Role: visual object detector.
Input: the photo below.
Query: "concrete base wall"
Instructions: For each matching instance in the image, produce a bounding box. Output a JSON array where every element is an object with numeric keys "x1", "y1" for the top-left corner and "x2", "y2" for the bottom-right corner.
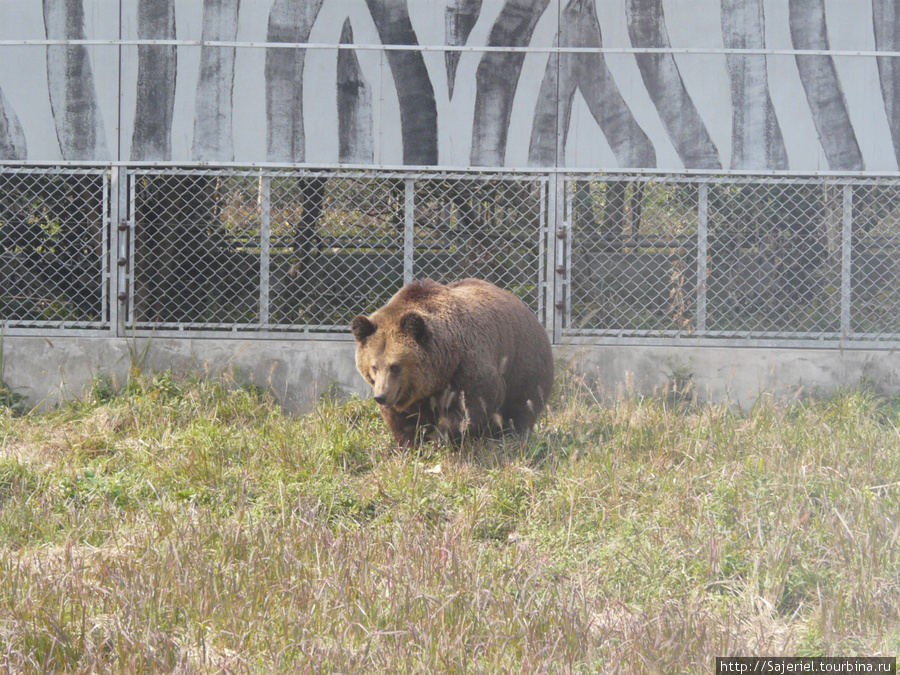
[
  {"x1": 2, "y1": 336, "x2": 364, "y2": 413},
  {"x1": 562, "y1": 344, "x2": 899, "y2": 407},
  {"x1": 3, "y1": 335, "x2": 899, "y2": 413}
]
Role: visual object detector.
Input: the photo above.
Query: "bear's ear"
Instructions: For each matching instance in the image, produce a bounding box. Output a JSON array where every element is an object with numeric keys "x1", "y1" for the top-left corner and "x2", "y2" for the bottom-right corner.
[
  {"x1": 351, "y1": 315, "x2": 376, "y2": 342},
  {"x1": 400, "y1": 312, "x2": 428, "y2": 345}
]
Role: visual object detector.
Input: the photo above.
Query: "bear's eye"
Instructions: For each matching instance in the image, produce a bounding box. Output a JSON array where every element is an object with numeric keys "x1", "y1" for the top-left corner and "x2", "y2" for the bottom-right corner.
[{"x1": 389, "y1": 364, "x2": 400, "y2": 375}]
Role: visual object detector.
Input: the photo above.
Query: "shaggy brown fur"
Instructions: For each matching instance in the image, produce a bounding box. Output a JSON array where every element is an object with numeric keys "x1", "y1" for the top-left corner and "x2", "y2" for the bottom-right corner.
[{"x1": 351, "y1": 278, "x2": 554, "y2": 447}]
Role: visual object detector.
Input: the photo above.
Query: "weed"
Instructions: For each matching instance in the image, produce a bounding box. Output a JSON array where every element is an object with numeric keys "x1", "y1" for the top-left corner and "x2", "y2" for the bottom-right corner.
[
  {"x1": 663, "y1": 355, "x2": 696, "y2": 407},
  {"x1": 0, "y1": 379, "x2": 26, "y2": 416},
  {"x1": 0, "y1": 332, "x2": 28, "y2": 416}
]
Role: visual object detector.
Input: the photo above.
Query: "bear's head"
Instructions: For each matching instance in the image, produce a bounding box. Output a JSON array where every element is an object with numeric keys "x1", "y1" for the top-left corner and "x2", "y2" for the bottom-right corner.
[{"x1": 351, "y1": 311, "x2": 431, "y2": 411}]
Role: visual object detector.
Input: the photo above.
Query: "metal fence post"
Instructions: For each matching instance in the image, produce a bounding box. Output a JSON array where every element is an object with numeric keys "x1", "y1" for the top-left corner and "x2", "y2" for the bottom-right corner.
[
  {"x1": 259, "y1": 173, "x2": 271, "y2": 328},
  {"x1": 104, "y1": 169, "x2": 113, "y2": 333},
  {"x1": 545, "y1": 173, "x2": 557, "y2": 341},
  {"x1": 550, "y1": 173, "x2": 566, "y2": 343},
  {"x1": 696, "y1": 181, "x2": 709, "y2": 334},
  {"x1": 538, "y1": 177, "x2": 546, "y2": 328},
  {"x1": 404, "y1": 178, "x2": 414, "y2": 284},
  {"x1": 109, "y1": 166, "x2": 130, "y2": 336},
  {"x1": 841, "y1": 184, "x2": 853, "y2": 343}
]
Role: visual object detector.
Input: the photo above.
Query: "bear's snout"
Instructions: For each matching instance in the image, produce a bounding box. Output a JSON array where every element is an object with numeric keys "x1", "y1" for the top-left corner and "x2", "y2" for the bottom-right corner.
[{"x1": 372, "y1": 378, "x2": 402, "y2": 408}]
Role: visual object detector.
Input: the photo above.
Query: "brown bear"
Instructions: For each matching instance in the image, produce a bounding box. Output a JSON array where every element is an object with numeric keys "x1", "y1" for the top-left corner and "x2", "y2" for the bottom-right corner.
[{"x1": 351, "y1": 278, "x2": 554, "y2": 447}]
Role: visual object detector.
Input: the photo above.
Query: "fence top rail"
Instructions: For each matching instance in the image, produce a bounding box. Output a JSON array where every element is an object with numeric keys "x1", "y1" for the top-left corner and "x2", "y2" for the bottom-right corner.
[
  {"x1": 125, "y1": 168, "x2": 550, "y2": 183},
  {"x1": 2, "y1": 322, "x2": 109, "y2": 330},
  {"x1": 564, "y1": 174, "x2": 900, "y2": 186},
  {"x1": 560, "y1": 335, "x2": 900, "y2": 350},
  {"x1": 0, "y1": 165, "x2": 110, "y2": 176},
  {"x1": 5, "y1": 162, "x2": 900, "y2": 181},
  {"x1": 6, "y1": 39, "x2": 900, "y2": 59}
]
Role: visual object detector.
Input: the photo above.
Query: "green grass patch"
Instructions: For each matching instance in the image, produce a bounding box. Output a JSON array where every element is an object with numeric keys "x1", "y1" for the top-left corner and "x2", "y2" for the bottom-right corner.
[{"x1": 0, "y1": 369, "x2": 898, "y2": 672}]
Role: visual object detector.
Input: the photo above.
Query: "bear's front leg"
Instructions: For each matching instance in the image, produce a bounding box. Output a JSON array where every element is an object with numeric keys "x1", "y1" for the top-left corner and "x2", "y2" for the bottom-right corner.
[{"x1": 379, "y1": 403, "x2": 435, "y2": 448}]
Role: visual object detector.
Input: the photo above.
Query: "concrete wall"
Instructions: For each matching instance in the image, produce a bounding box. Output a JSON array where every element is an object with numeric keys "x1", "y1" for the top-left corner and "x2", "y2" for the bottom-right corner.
[
  {"x1": 2, "y1": 336, "x2": 364, "y2": 413},
  {"x1": 563, "y1": 344, "x2": 900, "y2": 407},
  {"x1": 3, "y1": 335, "x2": 899, "y2": 413}
]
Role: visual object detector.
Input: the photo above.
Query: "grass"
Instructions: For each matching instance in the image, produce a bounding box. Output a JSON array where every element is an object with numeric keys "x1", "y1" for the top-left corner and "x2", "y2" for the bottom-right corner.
[{"x1": 0, "y1": 368, "x2": 898, "y2": 673}]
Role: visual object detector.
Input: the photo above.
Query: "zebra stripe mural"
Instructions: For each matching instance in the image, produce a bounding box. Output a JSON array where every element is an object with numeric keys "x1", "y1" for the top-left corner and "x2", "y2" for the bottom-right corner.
[{"x1": 0, "y1": 0, "x2": 897, "y2": 172}]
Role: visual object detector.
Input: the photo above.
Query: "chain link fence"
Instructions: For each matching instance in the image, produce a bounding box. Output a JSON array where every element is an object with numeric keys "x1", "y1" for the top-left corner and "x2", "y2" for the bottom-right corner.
[
  {"x1": 2, "y1": 166, "x2": 900, "y2": 346},
  {"x1": 124, "y1": 170, "x2": 547, "y2": 334},
  {"x1": 0, "y1": 168, "x2": 109, "y2": 330},
  {"x1": 562, "y1": 175, "x2": 900, "y2": 343}
]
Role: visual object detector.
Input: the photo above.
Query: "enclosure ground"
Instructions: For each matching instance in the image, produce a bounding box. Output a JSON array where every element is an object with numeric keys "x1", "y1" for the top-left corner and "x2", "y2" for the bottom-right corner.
[{"x1": 0, "y1": 370, "x2": 898, "y2": 672}]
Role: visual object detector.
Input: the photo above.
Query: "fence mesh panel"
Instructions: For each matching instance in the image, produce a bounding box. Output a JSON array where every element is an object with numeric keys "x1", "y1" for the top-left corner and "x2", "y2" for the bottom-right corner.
[
  {"x1": 130, "y1": 171, "x2": 260, "y2": 329},
  {"x1": 412, "y1": 175, "x2": 547, "y2": 313},
  {"x1": 0, "y1": 168, "x2": 108, "y2": 329},
  {"x1": 562, "y1": 176, "x2": 900, "y2": 342},
  {"x1": 565, "y1": 177, "x2": 699, "y2": 336},
  {"x1": 268, "y1": 173, "x2": 402, "y2": 329},
  {"x1": 852, "y1": 181, "x2": 900, "y2": 338},
  {"x1": 704, "y1": 180, "x2": 841, "y2": 338}
]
